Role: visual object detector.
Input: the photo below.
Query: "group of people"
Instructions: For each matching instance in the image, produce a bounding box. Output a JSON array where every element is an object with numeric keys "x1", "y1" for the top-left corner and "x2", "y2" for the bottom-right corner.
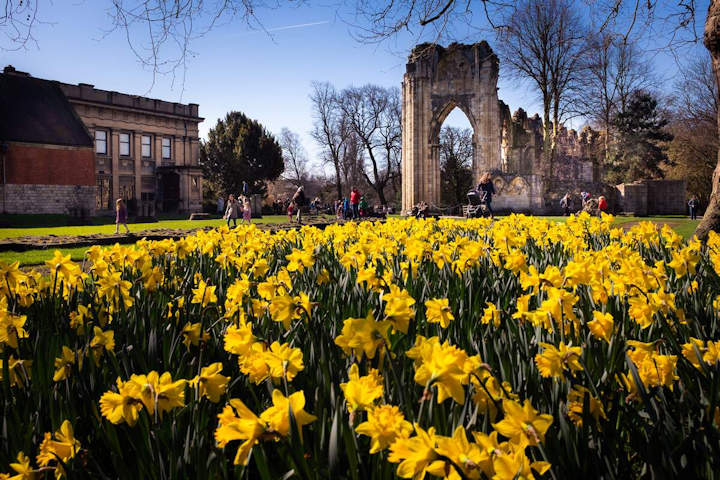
[
  {"x1": 558, "y1": 192, "x2": 608, "y2": 217},
  {"x1": 335, "y1": 187, "x2": 368, "y2": 220},
  {"x1": 223, "y1": 194, "x2": 252, "y2": 227}
]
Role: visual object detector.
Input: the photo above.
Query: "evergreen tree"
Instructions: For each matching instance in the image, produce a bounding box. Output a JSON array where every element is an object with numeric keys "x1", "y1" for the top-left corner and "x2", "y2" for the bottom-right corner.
[
  {"x1": 199, "y1": 112, "x2": 284, "y2": 196},
  {"x1": 607, "y1": 91, "x2": 673, "y2": 183}
]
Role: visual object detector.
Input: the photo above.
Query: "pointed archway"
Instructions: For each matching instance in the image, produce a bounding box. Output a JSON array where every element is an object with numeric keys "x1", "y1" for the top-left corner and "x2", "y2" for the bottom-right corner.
[{"x1": 401, "y1": 42, "x2": 502, "y2": 212}]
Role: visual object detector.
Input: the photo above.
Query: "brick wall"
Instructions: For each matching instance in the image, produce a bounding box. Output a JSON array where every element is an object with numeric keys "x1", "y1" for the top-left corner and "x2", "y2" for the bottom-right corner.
[
  {"x1": 5, "y1": 142, "x2": 95, "y2": 185},
  {"x1": 0, "y1": 184, "x2": 96, "y2": 215}
]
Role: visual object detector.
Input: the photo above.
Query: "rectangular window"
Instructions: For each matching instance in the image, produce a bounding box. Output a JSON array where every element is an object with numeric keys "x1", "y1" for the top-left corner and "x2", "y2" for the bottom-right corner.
[
  {"x1": 141, "y1": 135, "x2": 152, "y2": 158},
  {"x1": 96, "y1": 177, "x2": 111, "y2": 210},
  {"x1": 95, "y1": 130, "x2": 107, "y2": 154},
  {"x1": 162, "y1": 137, "x2": 172, "y2": 159},
  {"x1": 119, "y1": 133, "x2": 130, "y2": 156}
]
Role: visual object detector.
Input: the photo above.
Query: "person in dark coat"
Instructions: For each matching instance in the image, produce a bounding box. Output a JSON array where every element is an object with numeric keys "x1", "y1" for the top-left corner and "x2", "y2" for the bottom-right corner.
[
  {"x1": 688, "y1": 195, "x2": 699, "y2": 220},
  {"x1": 477, "y1": 172, "x2": 496, "y2": 219}
]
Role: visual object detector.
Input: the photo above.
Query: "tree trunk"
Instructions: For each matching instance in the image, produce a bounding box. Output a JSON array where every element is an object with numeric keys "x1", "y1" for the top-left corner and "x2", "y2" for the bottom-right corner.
[
  {"x1": 334, "y1": 162, "x2": 343, "y2": 200},
  {"x1": 696, "y1": 0, "x2": 720, "y2": 240}
]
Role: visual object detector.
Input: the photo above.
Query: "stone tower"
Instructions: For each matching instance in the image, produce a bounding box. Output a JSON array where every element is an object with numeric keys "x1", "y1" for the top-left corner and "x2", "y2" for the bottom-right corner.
[{"x1": 401, "y1": 42, "x2": 502, "y2": 212}]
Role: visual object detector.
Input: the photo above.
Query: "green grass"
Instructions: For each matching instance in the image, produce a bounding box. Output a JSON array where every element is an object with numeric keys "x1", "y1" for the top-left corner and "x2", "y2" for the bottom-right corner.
[
  {"x1": 0, "y1": 246, "x2": 90, "y2": 267},
  {"x1": 0, "y1": 215, "x2": 299, "y2": 239}
]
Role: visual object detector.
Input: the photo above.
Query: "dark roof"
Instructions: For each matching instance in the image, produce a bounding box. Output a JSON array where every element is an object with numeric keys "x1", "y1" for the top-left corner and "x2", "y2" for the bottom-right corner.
[{"x1": 0, "y1": 71, "x2": 93, "y2": 147}]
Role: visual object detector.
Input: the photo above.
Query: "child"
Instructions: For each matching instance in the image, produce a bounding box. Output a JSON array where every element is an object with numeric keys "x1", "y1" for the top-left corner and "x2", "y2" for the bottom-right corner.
[
  {"x1": 287, "y1": 201, "x2": 295, "y2": 222},
  {"x1": 115, "y1": 198, "x2": 130, "y2": 234},
  {"x1": 242, "y1": 196, "x2": 252, "y2": 224},
  {"x1": 225, "y1": 194, "x2": 238, "y2": 228}
]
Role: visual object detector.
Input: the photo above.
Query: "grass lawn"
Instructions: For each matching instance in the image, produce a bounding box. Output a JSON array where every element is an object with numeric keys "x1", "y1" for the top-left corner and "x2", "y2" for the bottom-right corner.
[
  {"x1": 0, "y1": 215, "x2": 299, "y2": 239},
  {"x1": 0, "y1": 247, "x2": 90, "y2": 267}
]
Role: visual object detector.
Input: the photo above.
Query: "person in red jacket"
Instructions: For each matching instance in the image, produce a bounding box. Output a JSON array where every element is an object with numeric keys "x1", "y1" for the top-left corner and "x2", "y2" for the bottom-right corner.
[
  {"x1": 350, "y1": 187, "x2": 361, "y2": 219},
  {"x1": 597, "y1": 195, "x2": 608, "y2": 215}
]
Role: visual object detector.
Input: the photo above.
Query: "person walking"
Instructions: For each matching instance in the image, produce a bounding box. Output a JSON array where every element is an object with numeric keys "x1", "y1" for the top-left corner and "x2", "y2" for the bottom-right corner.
[
  {"x1": 115, "y1": 198, "x2": 130, "y2": 234},
  {"x1": 217, "y1": 196, "x2": 224, "y2": 216},
  {"x1": 225, "y1": 194, "x2": 239, "y2": 228},
  {"x1": 292, "y1": 186, "x2": 306, "y2": 224},
  {"x1": 343, "y1": 197, "x2": 350, "y2": 220},
  {"x1": 359, "y1": 195, "x2": 368, "y2": 218},
  {"x1": 350, "y1": 187, "x2": 360, "y2": 219},
  {"x1": 287, "y1": 201, "x2": 295, "y2": 222},
  {"x1": 335, "y1": 199, "x2": 343, "y2": 219},
  {"x1": 242, "y1": 196, "x2": 252, "y2": 225},
  {"x1": 477, "y1": 172, "x2": 496, "y2": 219},
  {"x1": 688, "y1": 195, "x2": 699, "y2": 220},
  {"x1": 597, "y1": 195, "x2": 608, "y2": 216},
  {"x1": 560, "y1": 193, "x2": 571, "y2": 216}
]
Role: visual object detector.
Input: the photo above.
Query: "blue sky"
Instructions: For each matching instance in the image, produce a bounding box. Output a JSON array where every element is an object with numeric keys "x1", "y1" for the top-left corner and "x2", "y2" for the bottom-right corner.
[{"x1": 2, "y1": 0, "x2": 709, "y2": 170}]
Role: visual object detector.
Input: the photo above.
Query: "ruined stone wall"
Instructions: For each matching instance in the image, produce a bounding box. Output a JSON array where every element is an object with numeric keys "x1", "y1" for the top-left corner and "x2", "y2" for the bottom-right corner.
[
  {"x1": 490, "y1": 174, "x2": 544, "y2": 213},
  {"x1": 0, "y1": 184, "x2": 96, "y2": 215},
  {"x1": 402, "y1": 42, "x2": 501, "y2": 212},
  {"x1": 616, "y1": 183, "x2": 648, "y2": 216},
  {"x1": 616, "y1": 180, "x2": 686, "y2": 216},
  {"x1": 401, "y1": 41, "x2": 607, "y2": 214}
]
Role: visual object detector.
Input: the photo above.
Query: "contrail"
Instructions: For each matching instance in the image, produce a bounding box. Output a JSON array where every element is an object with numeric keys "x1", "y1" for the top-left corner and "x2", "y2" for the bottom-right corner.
[{"x1": 266, "y1": 20, "x2": 330, "y2": 32}]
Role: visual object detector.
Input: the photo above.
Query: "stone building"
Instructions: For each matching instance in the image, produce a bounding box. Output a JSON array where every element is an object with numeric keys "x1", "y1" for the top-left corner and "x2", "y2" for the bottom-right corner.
[
  {"x1": 0, "y1": 65, "x2": 203, "y2": 217},
  {"x1": 401, "y1": 42, "x2": 609, "y2": 214},
  {"x1": 0, "y1": 68, "x2": 96, "y2": 215}
]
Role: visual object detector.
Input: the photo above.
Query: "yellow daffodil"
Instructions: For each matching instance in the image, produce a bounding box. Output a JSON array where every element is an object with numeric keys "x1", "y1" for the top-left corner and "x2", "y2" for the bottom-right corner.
[
  {"x1": 259, "y1": 390, "x2": 317, "y2": 439},
  {"x1": 493, "y1": 398, "x2": 553, "y2": 446},
  {"x1": 424, "y1": 298, "x2": 455, "y2": 328},
  {"x1": 340, "y1": 363, "x2": 384, "y2": 412},
  {"x1": 587, "y1": 311, "x2": 614, "y2": 343},
  {"x1": 190, "y1": 362, "x2": 229, "y2": 403},
  {"x1": 355, "y1": 405, "x2": 412, "y2": 454},
  {"x1": 191, "y1": 279, "x2": 218, "y2": 307}
]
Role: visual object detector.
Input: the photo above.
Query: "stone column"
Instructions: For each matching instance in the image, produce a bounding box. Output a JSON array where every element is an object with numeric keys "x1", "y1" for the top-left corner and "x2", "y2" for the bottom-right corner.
[
  {"x1": 134, "y1": 132, "x2": 142, "y2": 205},
  {"x1": 111, "y1": 129, "x2": 119, "y2": 204}
]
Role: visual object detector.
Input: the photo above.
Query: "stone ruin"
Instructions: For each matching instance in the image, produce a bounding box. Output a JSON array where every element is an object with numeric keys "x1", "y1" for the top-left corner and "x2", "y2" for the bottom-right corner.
[{"x1": 401, "y1": 41, "x2": 611, "y2": 214}]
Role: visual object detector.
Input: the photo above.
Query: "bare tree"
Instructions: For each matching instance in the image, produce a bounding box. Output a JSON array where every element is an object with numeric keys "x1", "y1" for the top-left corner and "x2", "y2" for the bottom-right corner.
[
  {"x1": 439, "y1": 126, "x2": 473, "y2": 208},
  {"x1": 279, "y1": 128, "x2": 309, "y2": 187},
  {"x1": 678, "y1": 55, "x2": 719, "y2": 124},
  {"x1": 339, "y1": 129, "x2": 364, "y2": 196},
  {"x1": 495, "y1": 0, "x2": 587, "y2": 172},
  {"x1": 310, "y1": 81, "x2": 347, "y2": 200},
  {"x1": 666, "y1": 55, "x2": 719, "y2": 207},
  {"x1": 574, "y1": 32, "x2": 655, "y2": 162},
  {"x1": 338, "y1": 85, "x2": 401, "y2": 205},
  {"x1": 1, "y1": 0, "x2": 40, "y2": 50}
]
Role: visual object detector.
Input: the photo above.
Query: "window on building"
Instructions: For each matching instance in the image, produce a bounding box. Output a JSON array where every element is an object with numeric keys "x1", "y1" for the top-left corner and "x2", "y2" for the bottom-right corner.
[
  {"x1": 95, "y1": 130, "x2": 107, "y2": 154},
  {"x1": 96, "y1": 177, "x2": 111, "y2": 210},
  {"x1": 162, "y1": 137, "x2": 172, "y2": 159},
  {"x1": 191, "y1": 176, "x2": 199, "y2": 190},
  {"x1": 141, "y1": 135, "x2": 152, "y2": 158},
  {"x1": 119, "y1": 133, "x2": 130, "y2": 156}
]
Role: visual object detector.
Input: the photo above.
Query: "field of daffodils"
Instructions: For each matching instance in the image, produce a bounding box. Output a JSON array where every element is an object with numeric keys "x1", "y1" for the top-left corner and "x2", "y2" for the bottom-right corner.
[{"x1": 1, "y1": 214, "x2": 719, "y2": 479}]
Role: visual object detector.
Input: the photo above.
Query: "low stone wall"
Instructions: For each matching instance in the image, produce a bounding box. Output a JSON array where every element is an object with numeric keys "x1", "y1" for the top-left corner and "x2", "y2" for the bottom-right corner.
[
  {"x1": 0, "y1": 184, "x2": 96, "y2": 216},
  {"x1": 616, "y1": 180, "x2": 686, "y2": 216}
]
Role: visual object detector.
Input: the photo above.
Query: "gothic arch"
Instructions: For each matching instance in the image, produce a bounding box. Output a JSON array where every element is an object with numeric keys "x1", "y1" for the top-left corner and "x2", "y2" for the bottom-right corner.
[{"x1": 401, "y1": 42, "x2": 502, "y2": 212}]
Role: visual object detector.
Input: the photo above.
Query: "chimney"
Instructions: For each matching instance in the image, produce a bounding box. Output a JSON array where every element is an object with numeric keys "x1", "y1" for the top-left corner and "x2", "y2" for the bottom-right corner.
[{"x1": 3, "y1": 65, "x2": 30, "y2": 77}]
